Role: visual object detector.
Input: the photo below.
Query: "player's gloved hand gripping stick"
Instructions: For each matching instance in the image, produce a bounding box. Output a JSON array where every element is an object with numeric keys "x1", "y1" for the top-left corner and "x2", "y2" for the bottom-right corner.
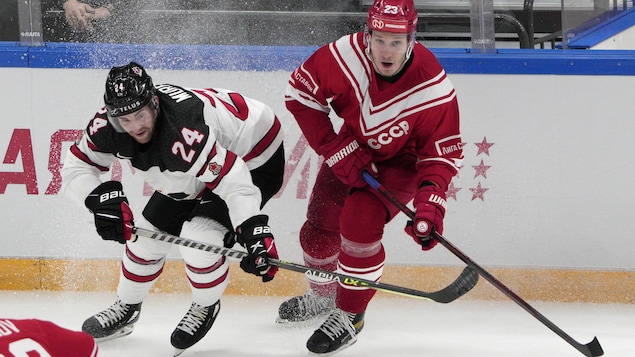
[
  {"x1": 361, "y1": 170, "x2": 604, "y2": 357},
  {"x1": 235, "y1": 215, "x2": 279, "y2": 283},
  {"x1": 85, "y1": 181, "x2": 134, "y2": 244}
]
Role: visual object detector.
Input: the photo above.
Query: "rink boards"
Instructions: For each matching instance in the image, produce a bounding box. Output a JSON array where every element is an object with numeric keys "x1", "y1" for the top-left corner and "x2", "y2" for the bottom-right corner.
[
  {"x1": 0, "y1": 259, "x2": 632, "y2": 304},
  {"x1": 1, "y1": 42, "x2": 635, "y2": 304}
]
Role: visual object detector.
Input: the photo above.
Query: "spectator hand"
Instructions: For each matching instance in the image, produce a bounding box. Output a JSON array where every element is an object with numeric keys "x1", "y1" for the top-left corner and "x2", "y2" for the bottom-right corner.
[
  {"x1": 323, "y1": 133, "x2": 377, "y2": 188},
  {"x1": 84, "y1": 181, "x2": 134, "y2": 244},
  {"x1": 63, "y1": 0, "x2": 96, "y2": 31},
  {"x1": 92, "y1": 5, "x2": 114, "y2": 20},
  {"x1": 405, "y1": 185, "x2": 446, "y2": 251},
  {"x1": 236, "y1": 215, "x2": 279, "y2": 282}
]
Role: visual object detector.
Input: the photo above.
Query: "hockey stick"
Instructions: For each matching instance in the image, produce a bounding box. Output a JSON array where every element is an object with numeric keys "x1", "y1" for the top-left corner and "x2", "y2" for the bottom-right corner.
[
  {"x1": 133, "y1": 227, "x2": 478, "y2": 303},
  {"x1": 361, "y1": 171, "x2": 604, "y2": 357}
]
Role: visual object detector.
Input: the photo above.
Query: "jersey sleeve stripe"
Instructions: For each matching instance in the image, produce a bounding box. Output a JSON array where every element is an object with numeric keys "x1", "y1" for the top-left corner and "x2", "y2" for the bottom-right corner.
[
  {"x1": 86, "y1": 136, "x2": 111, "y2": 154},
  {"x1": 242, "y1": 116, "x2": 282, "y2": 163},
  {"x1": 419, "y1": 157, "x2": 462, "y2": 173},
  {"x1": 90, "y1": 341, "x2": 99, "y2": 356},
  {"x1": 70, "y1": 144, "x2": 109, "y2": 172},
  {"x1": 196, "y1": 144, "x2": 218, "y2": 177},
  {"x1": 192, "y1": 88, "x2": 216, "y2": 106},
  {"x1": 204, "y1": 151, "x2": 237, "y2": 191}
]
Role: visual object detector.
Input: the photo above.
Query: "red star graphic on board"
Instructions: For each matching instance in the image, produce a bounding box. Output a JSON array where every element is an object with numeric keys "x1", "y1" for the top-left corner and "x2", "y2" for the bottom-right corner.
[
  {"x1": 469, "y1": 182, "x2": 489, "y2": 201},
  {"x1": 472, "y1": 159, "x2": 491, "y2": 178},
  {"x1": 475, "y1": 137, "x2": 494, "y2": 156},
  {"x1": 446, "y1": 182, "x2": 462, "y2": 201}
]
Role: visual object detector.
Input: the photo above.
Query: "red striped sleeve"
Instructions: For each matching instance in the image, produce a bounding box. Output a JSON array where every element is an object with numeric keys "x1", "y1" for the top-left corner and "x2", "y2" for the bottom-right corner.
[
  {"x1": 196, "y1": 144, "x2": 218, "y2": 177},
  {"x1": 69, "y1": 144, "x2": 109, "y2": 172},
  {"x1": 242, "y1": 116, "x2": 281, "y2": 162},
  {"x1": 204, "y1": 151, "x2": 238, "y2": 191}
]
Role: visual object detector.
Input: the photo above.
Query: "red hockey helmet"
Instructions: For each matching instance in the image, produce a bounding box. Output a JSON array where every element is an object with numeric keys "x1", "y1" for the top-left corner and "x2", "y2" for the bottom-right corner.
[{"x1": 367, "y1": 0, "x2": 418, "y2": 34}]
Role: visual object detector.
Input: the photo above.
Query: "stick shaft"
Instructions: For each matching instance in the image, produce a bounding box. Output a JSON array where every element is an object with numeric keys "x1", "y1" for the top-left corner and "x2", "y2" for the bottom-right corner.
[
  {"x1": 361, "y1": 171, "x2": 603, "y2": 357},
  {"x1": 133, "y1": 227, "x2": 473, "y2": 302}
]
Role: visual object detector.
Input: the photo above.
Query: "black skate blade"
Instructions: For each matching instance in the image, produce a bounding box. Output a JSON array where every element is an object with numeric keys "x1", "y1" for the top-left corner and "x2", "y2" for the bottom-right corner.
[
  {"x1": 93, "y1": 325, "x2": 135, "y2": 342},
  {"x1": 275, "y1": 313, "x2": 328, "y2": 326},
  {"x1": 307, "y1": 336, "x2": 358, "y2": 356}
]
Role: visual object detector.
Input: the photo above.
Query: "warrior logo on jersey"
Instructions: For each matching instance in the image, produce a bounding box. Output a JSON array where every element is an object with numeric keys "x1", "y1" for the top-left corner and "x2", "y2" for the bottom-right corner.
[{"x1": 208, "y1": 162, "x2": 222, "y2": 175}]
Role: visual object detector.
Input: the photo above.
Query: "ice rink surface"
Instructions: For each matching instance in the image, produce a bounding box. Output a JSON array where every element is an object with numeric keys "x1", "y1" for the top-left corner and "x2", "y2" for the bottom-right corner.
[{"x1": 0, "y1": 290, "x2": 633, "y2": 356}]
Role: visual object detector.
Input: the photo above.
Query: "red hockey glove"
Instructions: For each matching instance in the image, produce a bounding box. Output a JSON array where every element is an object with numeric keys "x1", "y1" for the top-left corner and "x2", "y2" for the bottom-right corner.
[
  {"x1": 236, "y1": 215, "x2": 279, "y2": 282},
  {"x1": 405, "y1": 185, "x2": 446, "y2": 251},
  {"x1": 323, "y1": 134, "x2": 377, "y2": 188},
  {"x1": 84, "y1": 181, "x2": 134, "y2": 244}
]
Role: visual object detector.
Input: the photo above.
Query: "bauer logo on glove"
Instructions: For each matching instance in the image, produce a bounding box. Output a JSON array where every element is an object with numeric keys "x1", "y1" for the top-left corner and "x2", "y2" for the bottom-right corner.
[
  {"x1": 98, "y1": 190, "x2": 126, "y2": 203},
  {"x1": 84, "y1": 180, "x2": 135, "y2": 244},
  {"x1": 236, "y1": 215, "x2": 279, "y2": 282}
]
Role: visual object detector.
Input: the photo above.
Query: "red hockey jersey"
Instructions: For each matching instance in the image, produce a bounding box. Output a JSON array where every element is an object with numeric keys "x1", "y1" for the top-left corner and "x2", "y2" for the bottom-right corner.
[
  {"x1": 0, "y1": 318, "x2": 98, "y2": 357},
  {"x1": 285, "y1": 32, "x2": 462, "y2": 191}
]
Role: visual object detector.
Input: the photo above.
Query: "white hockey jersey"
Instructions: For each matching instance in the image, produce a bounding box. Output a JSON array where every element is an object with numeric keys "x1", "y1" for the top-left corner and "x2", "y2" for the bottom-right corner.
[{"x1": 62, "y1": 84, "x2": 284, "y2": 228}]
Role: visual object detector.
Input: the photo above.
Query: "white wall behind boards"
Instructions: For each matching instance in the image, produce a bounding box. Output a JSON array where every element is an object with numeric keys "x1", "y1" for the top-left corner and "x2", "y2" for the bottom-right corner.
[{"x1": 0, "y1": 67, "x2": 632, "y2": 271}]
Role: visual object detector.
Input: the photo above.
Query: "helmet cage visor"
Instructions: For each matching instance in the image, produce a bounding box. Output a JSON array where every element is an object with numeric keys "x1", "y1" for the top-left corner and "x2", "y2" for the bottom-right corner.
[{"x1": 105, "y1": 93, "x2": 152, "y2": 133}]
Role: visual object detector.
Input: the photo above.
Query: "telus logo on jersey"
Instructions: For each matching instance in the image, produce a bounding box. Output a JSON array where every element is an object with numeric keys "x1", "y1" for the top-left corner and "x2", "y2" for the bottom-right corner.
[
  {"x1": 155, "y1": 84, "x2": 192, "y2": 103},
  {"x1": 367, "y1": 120, "x2": 409, "y2": 149}
]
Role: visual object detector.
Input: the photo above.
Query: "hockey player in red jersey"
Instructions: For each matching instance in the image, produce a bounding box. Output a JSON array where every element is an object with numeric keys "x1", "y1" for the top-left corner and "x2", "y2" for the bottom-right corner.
[
  {"x1": 62, "y1": 62, "x2": 284, "y2": 355},
  {"x1": 0, "y1": 318, "x2": 98, "y2": 356},
  {"x1": 278, "y1": 0, "x2": 463, "y2": 354}
]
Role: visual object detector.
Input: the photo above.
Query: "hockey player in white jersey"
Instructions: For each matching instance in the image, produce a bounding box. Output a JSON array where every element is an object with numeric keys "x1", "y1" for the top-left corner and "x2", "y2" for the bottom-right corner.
[{"x1": 62, "y1": 62, "x2": 285, "y2": 355}]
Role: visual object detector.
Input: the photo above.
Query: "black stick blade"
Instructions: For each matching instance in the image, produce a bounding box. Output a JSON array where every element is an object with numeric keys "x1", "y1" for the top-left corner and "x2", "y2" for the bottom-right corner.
[
  {"x1": 582, "y1": 336, "x2": 603, "y2": 357},
  {"x1": 431, "y1": 266, "x2": 479, "y2": 303}
]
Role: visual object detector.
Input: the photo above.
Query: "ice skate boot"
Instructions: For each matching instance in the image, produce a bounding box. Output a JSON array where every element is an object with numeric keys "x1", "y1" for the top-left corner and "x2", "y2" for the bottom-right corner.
[
  {"x1": 82, "y1": 299, "x2": 141, "y2": 342},
  {"x1": 306, "y1": 308, "x2": 365, "y2": 355},
  {"x1": 171, "y1": 301, "x2": 220, "y2": 356},
  {"x1": 277, "y1": 290, "x2": 335, "y2": 323}
]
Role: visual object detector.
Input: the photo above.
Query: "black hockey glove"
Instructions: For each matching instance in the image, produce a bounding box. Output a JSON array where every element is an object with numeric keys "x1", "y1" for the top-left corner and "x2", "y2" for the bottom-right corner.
[
  {"x1": 235, "y1": 215, "x2": 279, "y2": 282},
  {"x1": 223, "y1": 231, "x2": 237, "y2": 248},
  {"x1": 84, "y1": 181, "x2": 134, "y2": 244}
]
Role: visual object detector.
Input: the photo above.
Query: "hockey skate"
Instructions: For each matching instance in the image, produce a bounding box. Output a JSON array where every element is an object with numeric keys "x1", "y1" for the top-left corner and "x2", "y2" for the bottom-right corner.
[
  {"x1": 82, "y1": 299, "x2": 141, "y2": 342},
  {"x1": 306, "y1": 308, "x2": 365, "y2": 355},
  {"x1": 171, "y1": 301, "x2": 221, "y2": 357},
  {"x1": 277, "y1": 291, "x2": 335, "y2": 323}
]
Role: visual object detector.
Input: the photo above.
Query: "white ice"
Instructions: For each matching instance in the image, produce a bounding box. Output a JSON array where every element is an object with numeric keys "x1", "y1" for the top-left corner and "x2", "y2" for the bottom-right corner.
[{"x1": 0, "y1": 290, "x2": 632, "y2": 356}]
